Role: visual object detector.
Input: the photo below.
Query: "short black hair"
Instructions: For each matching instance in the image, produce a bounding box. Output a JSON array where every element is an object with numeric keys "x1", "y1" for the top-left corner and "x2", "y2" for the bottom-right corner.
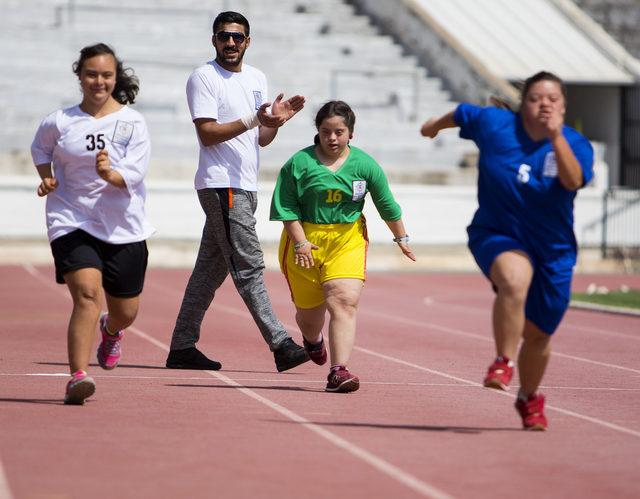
[
  {"x1": 212, "y1": 11, "x2": 250, "y2": 35},
  {"x1": 521, "y1": 71, "x2": 567, "y2": 102}
]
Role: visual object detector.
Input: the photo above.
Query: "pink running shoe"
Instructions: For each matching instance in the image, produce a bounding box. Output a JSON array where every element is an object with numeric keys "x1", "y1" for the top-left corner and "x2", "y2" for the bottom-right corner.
[
  {"x1": 64, "y1": 370, "x2": 96, "y2": 405},
  {"x1": 483, "y1": 356, "x2": 514, "y2": 391},
  {"x1": 303, "y1": 335, "x2": 327, "y2": 366},
  {"x1": 325, "y1": 367, "x2": 359, "y2": 393},
  {"x1": 515, "y1": 393, "x2": 548, "y2": 431},
  {"x1": 97, "y1": 313, "x2": 124, "y2": 370}
]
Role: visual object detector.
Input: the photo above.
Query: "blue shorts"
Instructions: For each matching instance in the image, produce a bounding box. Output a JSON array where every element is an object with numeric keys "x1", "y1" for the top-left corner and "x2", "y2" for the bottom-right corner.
[{"x1": 467, "y1": 227, "x2": 573, "y2": 335}]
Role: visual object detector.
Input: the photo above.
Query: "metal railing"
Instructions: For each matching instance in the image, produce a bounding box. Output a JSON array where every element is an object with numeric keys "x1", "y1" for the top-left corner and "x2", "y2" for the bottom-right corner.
[
  {"x1": 329, "y1": 68, "x2": 421, "y2": 121},
  {"x1": 600, "y1": 188, "x2": 640, "y2": 263}
]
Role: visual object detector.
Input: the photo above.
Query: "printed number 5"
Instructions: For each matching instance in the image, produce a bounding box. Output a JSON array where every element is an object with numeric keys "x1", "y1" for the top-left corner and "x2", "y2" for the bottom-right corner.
[
  {"x1": 517, "y1": 164, "x2": 531, "y2": 184},
  {"x1": 325, "y1": 189, "x2": 343, "y2": 203},
  {"x1": 86, "y1": 133, "x2": 106, "y2": 151}
]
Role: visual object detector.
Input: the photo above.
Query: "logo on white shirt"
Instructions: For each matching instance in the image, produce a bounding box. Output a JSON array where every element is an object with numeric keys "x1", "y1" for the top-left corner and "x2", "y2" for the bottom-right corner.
[
  {"x1": 253, "y1": 91, "x2": 263, "y2": 110},
  {"x1": 543, "y1": 152, "x2": 558, "y2": 177},
  {"x1": 112, "y1": 120, "x2": 134, "y2": 146},
  {"x1": 352, "y1": 180, "x2": 367, "y2": 201},
  {"x1": 517, "y1": 164, "x2": 531, "y2": 184}
]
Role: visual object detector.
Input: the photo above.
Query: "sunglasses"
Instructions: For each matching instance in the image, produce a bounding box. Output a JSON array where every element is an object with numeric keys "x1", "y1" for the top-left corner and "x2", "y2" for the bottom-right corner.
[{"x1": 215, "y1": 31, "x2": 247, "y2": 43}]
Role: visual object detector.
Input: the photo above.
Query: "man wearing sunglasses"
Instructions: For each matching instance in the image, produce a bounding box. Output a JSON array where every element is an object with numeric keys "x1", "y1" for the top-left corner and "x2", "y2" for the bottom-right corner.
[{"x1": 166, "y1": 11, "x2": 309, "y2": 372}]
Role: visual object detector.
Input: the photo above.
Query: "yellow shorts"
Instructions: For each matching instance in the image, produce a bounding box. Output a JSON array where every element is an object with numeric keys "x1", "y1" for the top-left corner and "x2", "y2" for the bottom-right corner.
[{"x1": 279, "y1": 218, "x2": 368, "y2": 309}]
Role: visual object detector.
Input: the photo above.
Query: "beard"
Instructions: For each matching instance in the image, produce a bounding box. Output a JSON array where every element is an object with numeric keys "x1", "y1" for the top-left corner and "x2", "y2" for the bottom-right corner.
[{"x1": 216, "y1": 46, "x2": 246, "y2": 68}]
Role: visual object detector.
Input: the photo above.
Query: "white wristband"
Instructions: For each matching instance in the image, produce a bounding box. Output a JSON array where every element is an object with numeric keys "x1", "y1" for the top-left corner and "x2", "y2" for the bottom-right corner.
[{"x1": 240, "y1": 112, "x2": 260, "y2": 130}]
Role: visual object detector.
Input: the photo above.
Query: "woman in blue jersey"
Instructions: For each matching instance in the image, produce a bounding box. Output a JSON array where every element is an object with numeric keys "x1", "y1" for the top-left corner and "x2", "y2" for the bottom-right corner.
[
  {"x1": 271, "y1": 100, "x2": 415, "y2": 393},
  {"x1": 31, "y1": 44, "x2": 154, "y2": 405},
  {"x1": 420, "y1": 71, "x2": 594, "y2": 430}
]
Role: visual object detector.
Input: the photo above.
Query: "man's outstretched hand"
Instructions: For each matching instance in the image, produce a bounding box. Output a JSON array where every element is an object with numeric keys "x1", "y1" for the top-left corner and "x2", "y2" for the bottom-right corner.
[{"x1": 258, "y1": 93, "x2": 306, "y2": 128}]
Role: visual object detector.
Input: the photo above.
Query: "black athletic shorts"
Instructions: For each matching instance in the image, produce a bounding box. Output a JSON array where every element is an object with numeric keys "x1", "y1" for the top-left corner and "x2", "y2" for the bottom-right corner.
[{"x1": 50, "y1": 229, "x2": 148, "y2": 297}]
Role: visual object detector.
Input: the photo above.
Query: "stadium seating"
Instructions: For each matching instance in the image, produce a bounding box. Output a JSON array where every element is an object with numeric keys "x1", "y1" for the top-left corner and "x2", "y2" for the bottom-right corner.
[{"x1": 1, "y1": 0, "x2": 474, "y2": 181}]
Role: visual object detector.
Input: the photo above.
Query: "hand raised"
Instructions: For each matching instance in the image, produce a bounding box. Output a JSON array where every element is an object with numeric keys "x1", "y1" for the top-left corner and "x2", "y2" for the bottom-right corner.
[
  {"x1": 420, "y1": 117, "x2": 439, "y2": 138},
  {"x1": 257, "y1": 102, "x2": 286, "y2": 128},
  {"x1": 258, "y1": 93, "x2": 306, "y2": 128},
  {"x1": 539, "y1": 109, "x2": 564, "y2": 139},
  {"x1": 272, "y1": 93, "x2": 305, "y2": 120}
]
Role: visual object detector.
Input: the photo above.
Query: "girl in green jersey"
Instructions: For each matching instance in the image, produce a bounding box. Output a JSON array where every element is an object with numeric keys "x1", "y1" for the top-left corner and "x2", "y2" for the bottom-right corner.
[{"x1": 270, "y1": 101, "x2": 415, "y2": 392}]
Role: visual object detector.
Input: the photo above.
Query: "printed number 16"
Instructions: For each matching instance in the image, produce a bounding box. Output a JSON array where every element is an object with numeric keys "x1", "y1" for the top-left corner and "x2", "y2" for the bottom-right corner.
[{"x1": 325, "y1": 189, "x2": 343, "y2": 203}]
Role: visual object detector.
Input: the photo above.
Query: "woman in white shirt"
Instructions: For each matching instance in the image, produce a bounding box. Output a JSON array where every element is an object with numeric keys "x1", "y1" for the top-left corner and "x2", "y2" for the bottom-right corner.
[{"x1": 31, "y1": 43, "x2": 154, "y2": 405}]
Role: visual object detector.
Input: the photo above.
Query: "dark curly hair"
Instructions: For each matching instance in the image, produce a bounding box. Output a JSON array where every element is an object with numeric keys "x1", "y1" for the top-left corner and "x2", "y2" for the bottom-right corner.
[{"x1": 72, "y1": 43, "x2": 139, "y2": 104}]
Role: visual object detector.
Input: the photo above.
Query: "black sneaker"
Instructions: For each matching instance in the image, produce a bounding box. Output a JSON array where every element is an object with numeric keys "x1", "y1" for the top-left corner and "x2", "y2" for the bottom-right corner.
[
  {"x1": 273, "y1": 338, "x2": 310, "y2": 372},
  {"x1": 166, "y1": 347, "x2": 222, "y2": 370}
]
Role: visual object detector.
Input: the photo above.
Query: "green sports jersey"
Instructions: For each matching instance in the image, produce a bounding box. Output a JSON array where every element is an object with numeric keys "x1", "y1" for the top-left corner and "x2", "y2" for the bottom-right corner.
[{"x1": 270, "y1": 145, "x2": 402, "y2": 224}]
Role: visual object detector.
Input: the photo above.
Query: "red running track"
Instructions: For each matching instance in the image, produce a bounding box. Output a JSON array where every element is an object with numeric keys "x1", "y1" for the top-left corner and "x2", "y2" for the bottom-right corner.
[{"x1": 1, "y1": 264, "x2": 639, "y2": 499}]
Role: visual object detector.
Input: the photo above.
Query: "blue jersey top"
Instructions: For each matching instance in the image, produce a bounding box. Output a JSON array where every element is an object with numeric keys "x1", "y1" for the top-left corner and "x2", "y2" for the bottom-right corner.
[{"x1": 454, "y1": 103, "x2": 594, "y2": 266}]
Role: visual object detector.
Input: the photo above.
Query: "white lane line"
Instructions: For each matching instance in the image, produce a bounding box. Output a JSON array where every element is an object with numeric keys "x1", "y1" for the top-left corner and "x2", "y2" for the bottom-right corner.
[
  {"x1": 562, "y1": 321, "x2": 640, "y2": 342},
  {"x1": 422, "y1": 296, "x2": 640, "y2": 341},
  {"x1": 3, "y1": 374, "x2": 640, "y2": 392},
  {"x1": 24, "y1": 268, "x2": 640, "y2": 440},
  {"x1": 149, "y1": 278, "x2": 640, "y2": 431},
  {"x1": 356, "y1": 347, "x2": 640, "y2": 439},
  {"x1": 20, "y1": 268, "x2": 454, "y2": 498},
  {"x1": 129, "y1": 324, "x2": 453, "y2": 498},
  {"x1": 363, "y1": 307, "x2": 640, "y2": 375},
  {"x1": 207, "y1": 369, "x2": 453, "y2": 499}
]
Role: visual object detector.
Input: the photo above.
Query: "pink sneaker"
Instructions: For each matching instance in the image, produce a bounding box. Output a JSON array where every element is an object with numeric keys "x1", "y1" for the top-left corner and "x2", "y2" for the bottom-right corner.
[
  {"x1": 64, "y1": 370, "x2": 96, "y2": 405},
  {"x1": 325, "y1": 367, "x2": 359, "y2": 393},
  {"x1": 515, "y1": 393, "x2": 548, "y2": 431},
  {"x1": 97, "y1": 313, "x2": 124, "y2": 370},
  {"x1": 303, "y1": 335, "x2": 327, "y2": 366},
  {"x1": 483, "y1": 356, "x2": 514, "y2": 391}
]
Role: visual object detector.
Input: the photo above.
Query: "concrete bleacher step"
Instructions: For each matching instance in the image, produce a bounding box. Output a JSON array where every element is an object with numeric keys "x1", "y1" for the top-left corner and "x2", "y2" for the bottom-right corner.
[{"x1": 1, "y1": 0, "x2": 474, "y2": 180}]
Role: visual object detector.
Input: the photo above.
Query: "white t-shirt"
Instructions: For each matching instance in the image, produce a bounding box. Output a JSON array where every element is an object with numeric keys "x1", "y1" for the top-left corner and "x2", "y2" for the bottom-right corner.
[
  {"x1": 186, "y1": 60, "x2": 268, "y2": 191},
  {"x1": 31, "y1": 105, "x2": 155, "y2": 244}
]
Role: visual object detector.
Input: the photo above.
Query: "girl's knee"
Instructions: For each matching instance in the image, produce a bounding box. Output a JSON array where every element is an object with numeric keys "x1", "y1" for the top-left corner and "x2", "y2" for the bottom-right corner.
[
  {"x1": 491, "y1": 255, "x2": 533, "y2": 300},
  {"x1": 495, "y1": 273, "x2": 530, "y2": 303},
  {"x1": 296, "y1": 315, "x2": 322, "y2": 332},
  {"x1": 71, "y1": 286, "x2": 102, "y2": 309}
]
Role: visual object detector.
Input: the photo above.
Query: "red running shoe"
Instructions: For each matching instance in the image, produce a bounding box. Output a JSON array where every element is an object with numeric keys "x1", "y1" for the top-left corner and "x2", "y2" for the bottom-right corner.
[
  {"x1": 303, "y1": 335, "x2": 327, "y2": 365},
  {"x1": 483, "y1": 356, "x2": 514, "y2": 391},
  {"x1": 325, "y1": 367, "x2": 359, "y2": 393},
  {"x1": 515, "y1": 393, "x2": 548, "y2": 431}
]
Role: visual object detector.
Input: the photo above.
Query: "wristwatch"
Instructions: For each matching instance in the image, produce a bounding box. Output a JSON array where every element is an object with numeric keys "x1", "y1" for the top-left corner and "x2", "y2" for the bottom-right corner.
[{"x1": 393, "y1": 235, "x2": 410, "y2": 243}]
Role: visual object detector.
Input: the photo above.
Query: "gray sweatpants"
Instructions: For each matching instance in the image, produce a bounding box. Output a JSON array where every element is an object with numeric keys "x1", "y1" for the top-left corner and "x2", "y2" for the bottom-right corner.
[{"x1": 170, "y1": 188, "x2": 289, "y2": 351}]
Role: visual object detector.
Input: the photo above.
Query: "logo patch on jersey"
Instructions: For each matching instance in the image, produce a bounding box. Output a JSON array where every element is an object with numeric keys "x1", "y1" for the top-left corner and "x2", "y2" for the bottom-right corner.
[
  {"x1": 253, "y1": 91, "x2": 263, "y2": 110},
  {"x1": 352, "y1": 180, "x2": 367, "y2": 201},
  {"x1": 543, "y1": 152, "x2": 558, "y2": 177},
  {"x1": 517, "y1": 164, "x2": 532, "y2": 184},
  {"x1": 112, "y1": 120, "x2": 134, "y2": 146}
]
